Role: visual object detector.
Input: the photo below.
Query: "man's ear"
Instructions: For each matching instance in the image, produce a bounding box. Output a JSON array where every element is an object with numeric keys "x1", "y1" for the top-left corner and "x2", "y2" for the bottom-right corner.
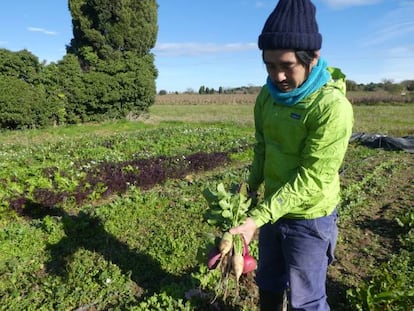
[
  {"x1": 308, "y1": 50, "x2": 320, "y2": 72},
  {"x1": 311, "y1": 50, "x2": 321, "y2": 66}
]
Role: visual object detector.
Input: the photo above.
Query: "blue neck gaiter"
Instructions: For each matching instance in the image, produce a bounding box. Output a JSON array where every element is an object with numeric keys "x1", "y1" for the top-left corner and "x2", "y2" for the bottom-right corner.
[{"x1": 266, "y1": 58, "x2": 331, "y2": 106}]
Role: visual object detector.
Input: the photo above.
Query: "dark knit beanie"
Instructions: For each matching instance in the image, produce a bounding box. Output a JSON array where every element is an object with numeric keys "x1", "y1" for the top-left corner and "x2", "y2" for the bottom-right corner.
[{"x1": 258, "y1": 0, "x2": 322, "y2": 50}]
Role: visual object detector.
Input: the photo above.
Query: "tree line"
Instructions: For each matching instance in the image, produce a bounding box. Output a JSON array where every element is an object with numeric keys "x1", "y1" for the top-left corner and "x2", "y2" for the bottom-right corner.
[
  {"x1": 159, "y1": 79, "x2": 414, "y2": 96},
  {"x1": 0, "y1": 0, "x2": 158, "y2": 130},
  {"x1": 346, "y1": 79, "x2": 414, "y2": 93}
]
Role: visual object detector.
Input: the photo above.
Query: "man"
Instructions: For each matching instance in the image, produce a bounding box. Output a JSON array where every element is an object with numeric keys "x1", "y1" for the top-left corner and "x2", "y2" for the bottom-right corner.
[{"x1": 229, "y1": 0, "x2": 353, "y2": 310}]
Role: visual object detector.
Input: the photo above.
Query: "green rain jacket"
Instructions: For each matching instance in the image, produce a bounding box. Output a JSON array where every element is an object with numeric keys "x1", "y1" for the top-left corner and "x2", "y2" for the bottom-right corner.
[{"x1": 248, "y1": 67, "x2": 354, "y2": 228}]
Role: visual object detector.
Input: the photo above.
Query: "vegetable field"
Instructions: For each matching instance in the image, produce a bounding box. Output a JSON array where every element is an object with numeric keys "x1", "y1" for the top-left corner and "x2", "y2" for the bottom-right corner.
[{"x1": 0, "y1": 98, "x2": 413, "y2": 310}]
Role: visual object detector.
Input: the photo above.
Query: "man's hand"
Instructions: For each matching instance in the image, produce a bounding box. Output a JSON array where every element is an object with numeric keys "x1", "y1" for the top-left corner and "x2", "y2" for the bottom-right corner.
[{"x1": 229, "y1": 217, "x2": 258, "y2": 245}]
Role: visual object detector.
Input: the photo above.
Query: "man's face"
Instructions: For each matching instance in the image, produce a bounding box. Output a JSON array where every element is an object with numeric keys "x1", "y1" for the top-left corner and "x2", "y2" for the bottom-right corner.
[{"x1": 263, "y1": 49, "x2": 315, "y2": 92}]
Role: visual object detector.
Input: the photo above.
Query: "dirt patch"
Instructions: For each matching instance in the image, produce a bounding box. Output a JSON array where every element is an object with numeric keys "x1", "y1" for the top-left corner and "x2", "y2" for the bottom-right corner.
[{"x1": 327, "y1": 152, "x2": 413, "y2": 310}]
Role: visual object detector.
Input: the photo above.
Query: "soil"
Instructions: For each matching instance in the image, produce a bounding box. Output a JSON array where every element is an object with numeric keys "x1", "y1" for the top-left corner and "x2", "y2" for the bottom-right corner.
[{"x1": 326, "y1": 152, "x2": 413, "y2": 310}]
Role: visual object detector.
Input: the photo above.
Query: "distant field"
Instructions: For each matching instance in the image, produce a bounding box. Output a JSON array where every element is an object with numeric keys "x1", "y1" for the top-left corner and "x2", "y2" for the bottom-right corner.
[
  {"x1": 0, "y1": 94, "x2": 412, "y2": 146},
  {"x1": 155, "y1": 93, "x2": 257, "y2": 105},
  {"x1": 153, "y1": 93, "x2": 414, "y2": 136}
]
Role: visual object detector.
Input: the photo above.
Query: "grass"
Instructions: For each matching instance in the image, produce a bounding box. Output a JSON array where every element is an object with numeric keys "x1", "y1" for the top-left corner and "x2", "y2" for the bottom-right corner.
[
  {"x1": 0, "y1": 99, "x2": 413, "y2": 310},
  {"x1": 0, "y1": 120, "x2": 153, "y2": 146},
  {"x1": 149, "y1": 103, "x2": 255, "y2": 126},
  {"x1": 352, "y1": 105, "x2": 414, "y2": 136},
  {"x1": 151, "y1": 98, "x2": 414, "y2": 136},
  {"x1": 1, "y1": 99, "x2": 412, "y2": 143}
]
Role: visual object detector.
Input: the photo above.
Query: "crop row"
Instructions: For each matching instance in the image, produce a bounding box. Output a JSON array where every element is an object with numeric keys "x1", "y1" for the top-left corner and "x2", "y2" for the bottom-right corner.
[
  {"x1": 0, "y1": 125, "x2": 253, "y2": 215},
  {"x1": 1, "y1": 121, "x2": 412, "y2": 310}
]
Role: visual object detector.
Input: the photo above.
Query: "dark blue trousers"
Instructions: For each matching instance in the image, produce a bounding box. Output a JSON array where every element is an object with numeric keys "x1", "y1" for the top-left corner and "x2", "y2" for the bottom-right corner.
[{"x1": 255, "y1": 210, "x2": 338, "y2": 311}]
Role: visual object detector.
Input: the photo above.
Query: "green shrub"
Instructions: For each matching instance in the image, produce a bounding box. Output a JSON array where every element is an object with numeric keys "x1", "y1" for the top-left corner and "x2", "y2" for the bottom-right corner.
[{"x1": 0, "y1": 76, "x2": 52, "y2": 129}]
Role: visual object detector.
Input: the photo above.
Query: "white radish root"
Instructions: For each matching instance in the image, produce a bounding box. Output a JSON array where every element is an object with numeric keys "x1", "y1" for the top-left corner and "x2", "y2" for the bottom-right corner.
[
  {"x1": 218, "y1": 231, "x2": 233, "y2": 257},
  {"x1": 232, "y1": 253, "x2": 244, "y2": 282}
]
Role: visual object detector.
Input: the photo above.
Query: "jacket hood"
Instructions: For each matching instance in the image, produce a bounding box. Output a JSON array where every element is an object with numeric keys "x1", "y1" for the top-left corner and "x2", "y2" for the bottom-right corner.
[{"x1": 326, "y1": 67, "x2": 347, "y2": 95}]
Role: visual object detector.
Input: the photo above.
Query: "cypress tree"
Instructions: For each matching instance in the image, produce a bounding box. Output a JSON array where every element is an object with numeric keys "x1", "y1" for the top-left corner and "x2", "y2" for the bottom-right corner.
[
  {"x1": 68, "y1": 0, "x2": 157, "y2": 61},
  {"x1": 67, "y1": 0, "x2": 158, "y2": 119}
]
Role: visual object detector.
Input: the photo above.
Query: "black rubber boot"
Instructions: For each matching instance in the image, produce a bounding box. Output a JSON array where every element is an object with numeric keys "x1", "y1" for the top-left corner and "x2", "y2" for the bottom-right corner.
[{"x1": 259, "y1": 289, "x2": 286, "y2": 311}]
